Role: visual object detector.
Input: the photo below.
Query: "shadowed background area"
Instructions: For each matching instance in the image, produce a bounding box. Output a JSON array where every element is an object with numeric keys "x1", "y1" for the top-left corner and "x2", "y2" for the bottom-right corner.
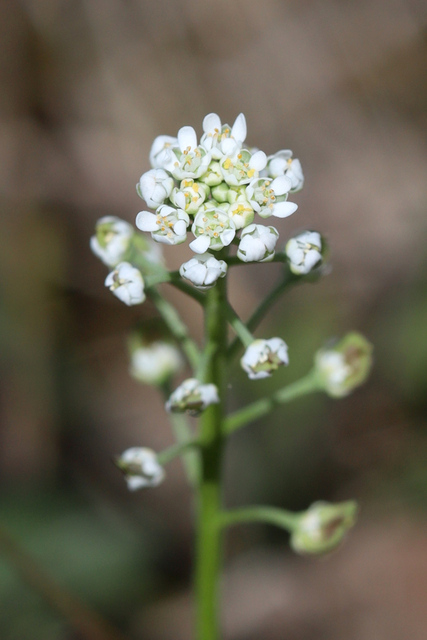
[{"x1": 1, "y1": 0, "x2": 427, "y2": 638}]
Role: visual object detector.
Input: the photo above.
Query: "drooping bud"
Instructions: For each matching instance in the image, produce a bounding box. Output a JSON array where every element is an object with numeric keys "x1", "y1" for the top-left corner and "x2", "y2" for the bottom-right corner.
[
  {"x1": 115, "y1": 447, "x2": 165, "y2": 490},
  {"x1": 314, "y1": 332, "x2": 373, "y2": 397},
  {"x1": 290, "y1": 500, "x2": 358, "y2": 555},
  {"x1": 165, "y1": 378, "x2": 219, "y2": 415},
  {"x1": 104, "y1": 262, "x2": 145, "y2": 306},
  {"x1": 241, "y1": 338, "x2": 289, "y2": 380},
  {"x1": 90, "y1": 216, "x2": 134, "y2": 267},
  {"x1": 237, "y1": 224, "x2": 279, "y2": 263},
  {"x1": 130, "y1": 341, "x2": 183, "y2": 386},
  {"x1": 179, "y1": 254, "x2": 228, "y2": 290},
  {"x1": 285, "y1": 230, "x2": 324, "y2": 275}
]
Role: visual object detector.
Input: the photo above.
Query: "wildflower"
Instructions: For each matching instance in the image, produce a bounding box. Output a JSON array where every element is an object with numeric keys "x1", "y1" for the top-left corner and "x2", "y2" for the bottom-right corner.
[
  {"x1": 237, "y1": 224, "x2": 279, "y2": 263},
  {"x1": 136, "y1": 204, "x2": 189, "y2": 245},
  {"x1": 315, "y1": 332, "x2": 373, "y2": 397},
  {"x1": 179, "y1": 254, "x2": 228, "y2": 290},
  {"x1": 290, "y1": 501, "x2": 358, "y2": 555},
  {"x1": 241, "y1": 338, "x2": 289, "y2": 379},
  {"x1": 285, "y1": 230, "x2": 323, "y2": 275},
  {"x1": 200, "y1": 112, "x2": 247, "y2": 159},
  {"x1": 190, "y1": 208, "x2": 235, "y2": 254},
  {"x1": 170, "y1": 178, "x2": 210, "y2": 215},
  {"x1": 116, "y1": 447, "x2": 165, "y2": 490},
  {"x1": 246, "y1": 176, "x2": 298, "y2": 219},
  {"x1": 220, "y1": 148, "x2": 267, "y2": 187},
  {"x1": 130, "y1": 342, "x2": 183, "y2": 385},
  {"x1": 163, "y1": 126, "x2": 211, "y2": 181},
  {"x1": 266, "y1": 150, "x2": 304, "y2": 192},
  {"x1": 137, "y1": 169, "x2": 174, "y2": 209},
  {"x1": 90, "y1": 216, "x2": 134, "y2": 267},
  {"x1": 227, "y1": 199, "x2": 255, "y2": 230},
  {"x1": 105, "y1": 262, "x2": 145, "y2": 306},
  {"x1": 149, "y1": 135, "x2": 178, "y2": 169},
  {"x1": 165, "y1": 378, "x2": 219, "y2": 415}
]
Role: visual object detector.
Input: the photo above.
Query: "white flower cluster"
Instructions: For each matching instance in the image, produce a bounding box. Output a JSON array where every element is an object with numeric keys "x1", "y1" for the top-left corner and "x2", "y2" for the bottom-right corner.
[{"x1": 136, "y1": 113, "x2": 303, "y2": 288}]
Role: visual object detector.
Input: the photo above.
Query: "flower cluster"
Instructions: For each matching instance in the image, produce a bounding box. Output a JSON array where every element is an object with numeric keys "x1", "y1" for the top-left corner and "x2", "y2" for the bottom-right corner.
[{"x1": 136, "y1": 113, "x2": 303, "y2": 289}]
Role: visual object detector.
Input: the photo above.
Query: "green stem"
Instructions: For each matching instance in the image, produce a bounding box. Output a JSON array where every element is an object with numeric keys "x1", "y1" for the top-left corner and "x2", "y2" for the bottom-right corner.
[
  {"x1": 228, "y1": 268, "x2": 298, "y2": 360},
  {"x1": 195, "y1": 278, "x2": 228, "y2": 640},
  {"x1": 219, "y1": 506, "x2": 299, "y2": 531},
  {"x1": 157, "y1": 436, "x2": 199, "y2": 466},
  {"x1": 148, "y1": 288, "x2": 200, "y2": 370},
  {"x1": 225, "y1": 302, "x2": 254, "y2": 348},
  {"x1": 224, "y1": 370, "x2": 322, "y2": 434},
  {"x1": 145, "y1": 272, "x2": 206, "y2": 305}
]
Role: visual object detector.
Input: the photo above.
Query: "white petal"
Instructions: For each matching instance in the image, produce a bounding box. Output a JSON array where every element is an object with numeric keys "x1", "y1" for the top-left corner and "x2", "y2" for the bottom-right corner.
[
  {"x1": 173, "y1": 220, "x2": 188, "y2": 236},
  {"x1": 221, "y1": 138, "x2": 239, "y2": 156},
  {"x1": 220, "y1": 228, "x2": 235, "y2": 246},
  {"x1": 249, "y1": 150, "x2": 267, "y2": 171},
  {"x1": 136, "y1": 211, "x2": 158, "y2": 232},
  {"x1": 231, "y1": 113, "x2": 247, "y2": 142},
  {"x1": 174, "y1": 191, "x2": 186, "y2": 210},
  {"x1": 189, "y1": 235, "x2": 211, "y2": 254},
  {"x1": 271, "y1": 201, "x2": 298, "y2": 218},
  {"x1": 271, "y1": 175, "x2": 292, "y2": 196},
  {"x1": 178, "y1": 126, "x2": 197, "y2": 152},
  {"x1": 203, "y1": 113, "x2": 221, "y2": 134},
  {"x1": 188, "y1": 263, "x2": 207, "y2": 285}
]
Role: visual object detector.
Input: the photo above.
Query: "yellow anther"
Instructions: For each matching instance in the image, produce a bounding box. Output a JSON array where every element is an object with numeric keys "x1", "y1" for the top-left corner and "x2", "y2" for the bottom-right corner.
[
  {"x1": 161, "y1": 226, "x2": 166, "y2": 231},
  {"x1": 213, "y1": 213, "x2": 218, "y2": 219},
  {"x1": 247, "y1": 169, "x2": 255, "y2": 178},
  {"x1": 168, "y1": 222, "x2": 174, "y2": 227},
  {"x1": 193, "y1": 183, "x2": 199, "y2": 192},
  {"x1": 203, "y1": 217, "x2": 208, "y2": 222},
  {"x1": 192, "y1": 196, "x2": 198, "y2": 202},
  {"x1": 238, "y1": 153, "x2": 242, "y2": 159},
  {"x1": 223, "y1": 158, "x2": 232, "y2": 170},
  {"x1": 213, "y1": 232, "x2": 219, "y2": 237}
]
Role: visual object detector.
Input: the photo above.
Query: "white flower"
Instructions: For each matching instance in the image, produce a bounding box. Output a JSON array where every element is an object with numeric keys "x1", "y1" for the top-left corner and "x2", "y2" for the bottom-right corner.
[
  {"x1": 266, "y1": 150, "x2": 304, "y2": 192},
  {"x1": 136, "y1": 204, "x2": 190, "y2": 246},
  {"x1": 200, "y1": 112, "x2": 247, "y2": 159},
  {"x1": 315, "y1": 351, "x2": 351, "y2": 397},
  {"x1": 285, "y1": 231, "x2": 323, "y2": 275},
  {"x1": 130, "y1": 342, "x2": 183, "y2": 385},
  {"x1": 220, "y1": 148, "x2": 267, "y2": 186},
  {"x1": 179, "y1": 254, "x2": 228, "y2": 290},
  {"x1": 105, "y1": 262, "x2": 145, "y2": 305},
  {"x1": 163, "y1": 126, "x2": 211, "y2": 181},
  {"x1": 246, "y1": 176, "x2": 298, "y2": 219},
  {"x1": 116, "y1": 447, "x2": 165, "y2": 490},
  {"x1": 137, "y1": 169, "x2": 174, "y2": 209},
  {"x1": 227, "y1": 199, "x2": 255, "y2": 230},
  {"x1": 237, "y1": 224, "x2": 279, "y2": 263},
  {"x1": 90, "y1": 216, "x2": 134, "y2": 267},
  {"x1": 190, "y1": 208, "x2": 236, "y2": 254},
  {"x1": 149, "y1": 135, "x2": 178, "y2": 169},
  {"x1": 241, "y1": 338, "x2": 289, "y2": 380},
  {"x1": 165, "y1": 378, "x2": 219, "y2": 415},
  {"x1": 170, "y1": 178, "x2": 209, "y2": 215}
]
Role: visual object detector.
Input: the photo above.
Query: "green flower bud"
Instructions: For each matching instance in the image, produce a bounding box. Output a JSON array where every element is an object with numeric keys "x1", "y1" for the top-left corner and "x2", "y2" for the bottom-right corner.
[
  {"x1": 199, "y1": 161, "x2": 223, "y2": 187},
  {"x1": 314, "y1": 332, "x2": 373, "y2": 398},
  {"x1": 290, "y1": 500, "x2": 358, "y2": 555},
  {"x1": 211, "y1": 182, "x2": 230, "y2": 203}
]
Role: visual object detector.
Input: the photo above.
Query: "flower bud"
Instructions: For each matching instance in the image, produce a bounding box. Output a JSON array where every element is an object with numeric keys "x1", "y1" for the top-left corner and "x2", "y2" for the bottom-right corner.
[
  {"x1": 190, "y1": 208, "x2": 235, "y2": 254},
  {"x1": 137, "y1": 169, "x2": 174, "y2": 209},
  {"x1": 314, "y1": 332, "x2": 373, "y2": 397},
  {"x1": 170, "y1": 179, "x2": 210, "y2": 215},
  {"x1": 290, "y1": 501, "x2": 358, "y2": 555},
  {"x1": 241, "y1": 338, "x2": 289, "y2": 380},
  {"x1": 237, "y1": 224, "x2": 279, "y2": 263},
  {"x1": 130, "y1": 341, "x2": 183, "y2": 386},
  {"x1": 266, "y1": 150, "x2": 304, "y2": 192},
  {"x1": 285, "y1": 230, "x2": 324, "y2": 275},
  {"x1": 179, "y1": 254, "x2": 228, "y2": 290},
  {"x1": 165, "y1": 378, "x2": 219, "y2": 415},
  {"x1": 90, "y1": 216, "x2": 134, "y2": 267},
  {"x1": 105, "y1": 262, "x2": 145, "y2": 306},
  {"x1": 116, "y1": 447, "x2": 165, "y2": 490}
]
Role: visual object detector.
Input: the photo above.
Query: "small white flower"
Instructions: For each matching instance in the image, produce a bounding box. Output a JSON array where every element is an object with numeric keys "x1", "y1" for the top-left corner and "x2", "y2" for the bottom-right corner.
[
  {"x1": 163, "y1": 126, "x2": 211, "y2": 181},
  {"x1": 130, "y1": 342, "x2": 183, "y2": 385},
  {"x1": 165, "y1": 378, "x2": 219, "y2": 415},
  {"x1": 136, "y1": 204, "x2": 190, "y2": 246},
  {"x1": 246, "y1": 176, "x2": 298, "y2": 219},
  {"x1": 90, "y1": 216, "x2": 134, "y2": 267},
  {"x1": 285, "y1": 231, "x2": 323, "y2": 275},
  {"x1": 237, "y1": 224, "x2": 279, "y2": 263},
  {"x1": 190, "y1": 208, "x2": 236, "y2": 254},
  {"x1": 179, "y1": 254, "x2": 228, "y2": 290},
  {"x1": 170, "y1": 178, "x2": 209, "y2": 215},
  {"x1": 137, "y1": 169, "x2": 174, "y2": 209},
  {"x1": 116, "y1": 447, "x2": 165, "y2": 490},
  {"x1": 149, "y1": 135, "x2": 178, "y2": 169},
  {"x1": 200, "y1": 112, "x2": 247, "y2": 159},
  {"x1": 220, "y1": 149, "x2": 267, "y2": 187},
  {"x1": 241, "y1": 338, "x2": 289, "y2": 380},
  {"x1": 314, "y1": 351, "x2": 352, "y2": 398},
  {"x1": 105, "y1": 262, "x2": 145, "y2": 305},
  {"x1": 227, "y1": 199, "x2": 255, "y2": 230},
  {"x1": 266, "y1": 150, "x2": 304, "y2": 192}
]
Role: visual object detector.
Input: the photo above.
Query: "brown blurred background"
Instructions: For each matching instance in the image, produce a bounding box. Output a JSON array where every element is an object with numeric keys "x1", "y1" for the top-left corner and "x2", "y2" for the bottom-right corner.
[{"x1": 1, "y1": 0, "x2": 427, "y2": 638}]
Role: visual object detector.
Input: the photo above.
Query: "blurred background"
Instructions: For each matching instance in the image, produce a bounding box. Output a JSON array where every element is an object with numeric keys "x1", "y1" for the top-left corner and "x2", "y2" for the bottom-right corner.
[{"x1": 1, "y1": 0, "x2": 427, "y2": 638}]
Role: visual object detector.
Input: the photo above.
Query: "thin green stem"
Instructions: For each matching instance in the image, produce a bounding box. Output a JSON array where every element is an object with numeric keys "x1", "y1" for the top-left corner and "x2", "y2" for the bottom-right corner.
[
  {"x1": 195, "y1": 277, "x2": 228, "y2": 640},
  {"x1": 145, "y1": 272, "x2": 206, "y2": 305},
  {"x1": 218, "y1": 506, "x2": 299, "y2": 531},
  {"x1": 224, "y1": 370, "x2": 322, "y2": 434},
  {"x1": 157, "y1": 436, "x2": 199, "y2": 466},
  {"x1": 228, "y1": 268, "x2": 298, "y2": 360},
  {"x1": 225, "y1": 302, "x2": 254, "y2": 348},
  {"x1": 148, "y1": 288, "x2": 200, "y2": 370}
]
